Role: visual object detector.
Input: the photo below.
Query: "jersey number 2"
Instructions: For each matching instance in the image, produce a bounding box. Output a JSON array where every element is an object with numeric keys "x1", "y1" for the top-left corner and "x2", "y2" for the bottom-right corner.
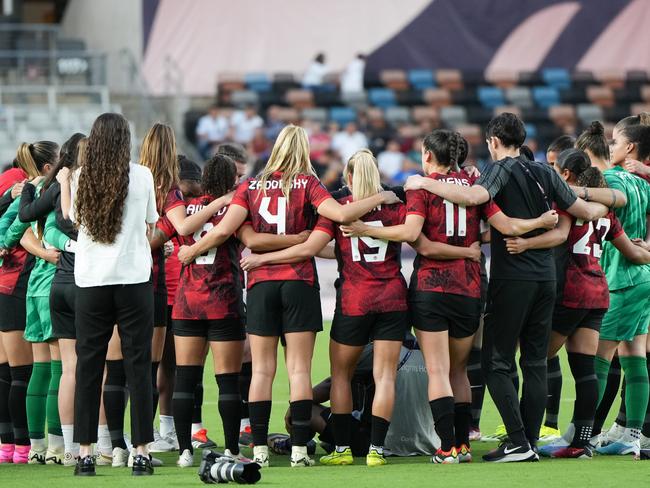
[
  {"x1": 193, "y1": 223, "x2": 217, "y2": 265},
  {"x1": 443, "y1": 200, "x2": 467, "y2": 237},
  {"x1": 573, "y1": 218, "x2": 611, "y2": 258},
  {"x1": 351, "y1": 221, "x2": 388, "y2": 263},
  {"x1": 259, "y1": 196, "x2": 287, "y2": 235}
]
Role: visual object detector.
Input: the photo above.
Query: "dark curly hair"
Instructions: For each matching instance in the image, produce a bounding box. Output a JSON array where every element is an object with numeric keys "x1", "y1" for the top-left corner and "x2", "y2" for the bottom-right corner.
[
  {"x1": 43, "y1": 132, "x2": 86, "y2": 190},
  {"x1": 75, "y1": 113, "x2": 131, "y2": 244},
  {"x1": 423, "y1": 130, "x2": 468, "y2": 169},
  {"x1": 202, "y1": 154, "x2": 237, "y2": 199}
]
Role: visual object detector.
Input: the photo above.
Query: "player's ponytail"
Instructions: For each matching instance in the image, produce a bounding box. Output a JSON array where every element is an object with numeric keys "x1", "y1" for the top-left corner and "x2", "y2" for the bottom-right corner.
[
  {"x1": 344, "y1": 149, "x2": 383, "y2": 201},
  {"x1": 615, "y1": 111, "x2": 650, "y2": 131},
  {"x1": 423, "y1": 130, "x2": 468, "y2": 169},
  {"x1": 16, "y1": 141, "x2": 58, "y2": 179},
  {"x1": 576, "y1": 121, "x2": 609, "y2": 161}
]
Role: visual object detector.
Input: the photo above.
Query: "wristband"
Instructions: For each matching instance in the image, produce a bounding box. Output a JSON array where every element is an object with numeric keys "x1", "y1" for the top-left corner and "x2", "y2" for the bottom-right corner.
[{"x1": 583, "y1": 187, "x2": 589, "y2": 201}]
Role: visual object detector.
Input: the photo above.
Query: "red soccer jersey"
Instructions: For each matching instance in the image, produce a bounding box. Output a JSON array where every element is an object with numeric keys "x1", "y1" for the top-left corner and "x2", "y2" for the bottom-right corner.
[
  {"x1": 315, "y1": 196, "x2": 408, "y2": 316},
  {"x1": 164, "y1": 237, "x2": 181, "y2": 306},
  {"x1": 231, "y1": 171, "x2": 331, "y2": 288},
  {"x1": 160, "y1": 195, "x2": 245, "y2": 321},
  {"x1": 152, "y1": 187, "x2": 185, "y2": 293},
  {"x1": 557, "y1": 210, "x2": 623, "y2": 309},
  {"x1": 406, "y1": 172, "x2": 498, "y2": 298},
  {"x1": 0, "y1": 247, "x2": 32, "y2": 296}
]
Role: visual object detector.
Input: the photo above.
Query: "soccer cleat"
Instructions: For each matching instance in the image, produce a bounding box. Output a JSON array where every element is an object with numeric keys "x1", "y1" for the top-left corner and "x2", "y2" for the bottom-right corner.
[
  {"x1": 252, "y1": 445, "x2": 269, "y2": 468},
  {"x1": 74, "y1": 455, "x2": 96, "y2": 476},
  {"x1": 431, "y1": 447, "x2": 459, "y2": 464},
  {"x1": 290, "y1": 446, "x2": 315, "y2": 467},
  {"x1": 0, "y1": 444, "x2": 14, "y2": 463},
  {"x1": 366, "y1": 447, "x2": 387, "y2": 467},
  {"x1": 539, "y1": 426, "x2": 561, "y2": 441},
  {"x1": 469, "y1": 427, "x2": 481, "y2": 442},
  {"x1": 640, "y1": 434, "x2": 650, "y2": 450},
  {"x1": 239, "y1": 425, "x2": 253, "y2": 448},
  {"x1": 268, "y1": 433, "x2": 291, "y2": 455},
  {"x1": 112, "y1": 447, "x2": 130, "y2": 467},
  {"x1": 482, "y1": 443, "x2": 538, "y2": 463},
  {"x1": 131, "y1": 454, "x2": 154, "y2": 476},
  {"x1": 457, "y1": 444, "x2": 472, "y2": 463},
  {"x1": 320, "y1": 447, "x2": 354, "y2": 466},
  {"x1": 13, "y1": 445, "x2": 30, "y2": 464},
  {"x1": 45, "y1": 446, "x2": 64, "y2": 465},
  {"x1": 482, "y1": 424, "x2": 507, "y2": 442},
  {"x1": 28, "y1": 447, "x2": 46, "y2": 464},
  {"x1": 192, "y1": 428, "x2": 217, "y2": 449},
  {"x1": 63, "y1": 452, "x2": 78, "y2": 467},
  {"x1": 223, "y1": 448, "x2": 252, "y2": 462},
  {"x1": 596, "y1": 440, "x2": 639, "y2": 456},
  {"x1": 177, "y1": 448, "x2": 194, "y2": 468},
  {"x1": 149, "y1": 429, "x2": 176, "y2": 453},
  {"x1": 164, "y1": 431, "x2": 179, "y2": 451},
  {"x1": 538, "y1": 437, "x2": 570, "y2": 457},
  {"x1": 96, "y1": 451, "x2": 113, "y2": 466},
  {"x1": 551, "y1": 446, "x2": 593, "y2": 459},
  {"x1": 600, "y1": 422, "x2": 625, "y2": 446}
]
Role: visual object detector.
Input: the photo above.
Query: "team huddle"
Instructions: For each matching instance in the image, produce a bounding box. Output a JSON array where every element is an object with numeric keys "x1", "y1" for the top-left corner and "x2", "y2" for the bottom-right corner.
[{"x1": 0, "y1": 110, "x2": 649, "y2": 478}]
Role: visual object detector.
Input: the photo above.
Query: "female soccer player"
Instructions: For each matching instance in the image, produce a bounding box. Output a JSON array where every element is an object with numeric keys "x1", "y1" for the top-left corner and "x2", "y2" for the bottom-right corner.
[
  {"x1": 178, "y1": 124, "x2": 401, "y2": 468},
  {"x1": 241, "y1": 149, "x2": 408, "y2": 467},
  {"x1": 338, "y1": 130, "x2": 558, "y2": 464},
  {"x1": 505, "y1": 148, "x2": 650, "y2": 459}
]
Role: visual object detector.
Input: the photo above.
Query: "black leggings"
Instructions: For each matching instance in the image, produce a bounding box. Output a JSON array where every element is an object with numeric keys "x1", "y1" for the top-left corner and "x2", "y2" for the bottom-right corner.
[{"x1": 73, "y1": 281, "x2": 154, "y2": 445}]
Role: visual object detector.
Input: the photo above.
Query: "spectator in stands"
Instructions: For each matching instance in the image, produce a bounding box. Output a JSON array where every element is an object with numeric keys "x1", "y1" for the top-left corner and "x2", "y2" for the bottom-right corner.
[
  {"x1": 340, "y1": 53, "x2": 366, "y2": 94},
  {"x1": 367, "y1": 116, "x2": 393, "y2": 155},
  {"x1": 312, "y1": 149, "x2": 343, "y2": 192},
  {"x1": 302, "y1": 53, "x2": 328, "y2": 89},
  {"x1": 306, "y1": 121, "x2": 332, "y2": 163},
  {"x1": 196, "y1": 105, "x2": 229, "y2": 159},
  {"x1": 247, "y1": 127, "x2": 272, "y2": 160},
  {"x1": 545, "y1": 135, "x2": 575, "y2": 166},
  {"x1": 232, "y1": 106, "x2": 264, "y2": 145},
  {"x1": 332, "y1": 122, "x2": 368, "y2": 162},
  {"x1": 377, "y1": 139, "x2": 405, "y2": 183},
  {"x1": 264, "y1": 106, "x2": 286, "y2": 142}
]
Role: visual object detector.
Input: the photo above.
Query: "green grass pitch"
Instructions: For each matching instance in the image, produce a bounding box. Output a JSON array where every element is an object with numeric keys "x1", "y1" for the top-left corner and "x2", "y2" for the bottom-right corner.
[{"x1": 0, "y1": 322, "x2": 647, "y2": 487}]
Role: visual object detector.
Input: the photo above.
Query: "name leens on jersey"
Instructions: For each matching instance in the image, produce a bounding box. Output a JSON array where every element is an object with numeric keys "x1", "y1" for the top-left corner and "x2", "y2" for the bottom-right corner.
[
  {"x1": 247, "y1": 177, "x2": 309, "y2": 190},
  {"x1": 440, "y1": 176, "x2": 471, "y2": 187}
]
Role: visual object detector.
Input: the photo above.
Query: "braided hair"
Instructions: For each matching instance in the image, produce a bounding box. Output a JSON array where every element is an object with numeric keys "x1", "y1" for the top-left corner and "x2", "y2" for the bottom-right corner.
[{"x1": 423, "y1": 130, "x2": 468, "y2": 170}]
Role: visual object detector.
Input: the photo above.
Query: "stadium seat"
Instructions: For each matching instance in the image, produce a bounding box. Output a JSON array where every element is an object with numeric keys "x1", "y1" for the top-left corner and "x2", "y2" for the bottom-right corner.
[
  {"x1": 505, "y1": 86, "x2": 533, "y2": 108},
  {"x1": 408, "y1": 69, "x2": 435, "y2": 90},
  {"x1": 485, "y1": 71, "x2": 518, "y2": 88},
  {"x1": 604, "y1": 106, "x2": 632, "y2": 123},
  {"x1": 379, "y1": 70, "x2": 409, "y2": 91},
  {"x1": 56, "y1": 38, "x2": 86, "y2": 51},
  {"x1": 477, "y1": 86, "x2": 505, "y2": 109},
  {"x1": 423, "y1": 88, "x2": 452, "y2": 107},
  {"x1": 301, "y1": 107, "x2": 328, "y2": 124},
  {"x1": 586, "y1": 86, "x2": 615, "y2": 107},
  {"x1": 440, "y1": 106, "x2": 467, "y2": 127},
  {"x1": 384, "y1": 106, "x2": 411, "y2": 125},
  {"x1": 273, "y1": 72, "x2": 298, "y2": 92},
  {"x1": 329, "y1": 106, "x2": 357, "y2": 126},
  {"x1": 576, "y1": 103, "x2": 604, "y2": 125},
  {"x1": 518, "y1": 71, "x2": 543, "y2": 86},
  {"x1": 559, "y1": 86, "x2": 588, "y2": 105},
  {"x1": 411, "y1": 105, "x2": 439, "y2": 123},
  {"x1": 285, "y1": 89, "x2": 314, "y2": 109},
  {"x1": 340, "y1": 91, "x2": 367, "y2": 108},
  {"x1": 614, "y1": 86, "x2": 641, "y2": 104},
  {"x1": 626, "y1": 70, "x2": 649, "y2": 87},
  {"x1": 542, "y1": 68, "x2": 571, "y2": 90},
  {"x1": 596, "y1": 69, "x2": 626, "y2": 89},
  {"x1": 548, "y1": 105, "x2": 577, "y2": 130},
  {"x1": 571, "y1": 70, "x2": 596, "y2": 88},
  {"x1": 274, "y1": 107, "x2": 300, "y2": 123},
  {"x1": 231, "y1": 90, "x2": 259, "y2": 107},
  {"x1": 368, "y1": 88, "x2": 397, "y2": 108},
  {"x1": 493, "y1": 105, "x2": 522, "y2": 118},
  {"x1": 532, "y1": 86, "x2": 560, "y2": 108},
  {"x1": 436, "y1": 69, "x2": 463, "y2": 91},
  {"x1": 640, "y1": 85, "x2": 650, "y2": 102},
  {"x1": 244, "y1": 73, "x2": 271, "y2": 92}
]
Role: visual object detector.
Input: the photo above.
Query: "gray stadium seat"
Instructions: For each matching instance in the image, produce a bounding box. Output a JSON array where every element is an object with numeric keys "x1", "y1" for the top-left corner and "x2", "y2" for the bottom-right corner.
[
  {"x1": 505, "y1": 87, "x2": 533, "y2": 109},
  {"x1": 384, "y1": 106, "x2": 411, "y2": 125},
  {"x1": 231, "y1": 90, "x2": 259, "y2": 107},
  {"x1": 440, "y1": 106, "x2": 467, "y2": 127},
  {"x1": 576, "y1": 104, "x2": 604, "y2": 125},
  {"x1": 340, "y1": 91, "x2": 367, "y2": 109},
  {"x1": 301, "y1": 107, "x2": 328, "y2": 124}
]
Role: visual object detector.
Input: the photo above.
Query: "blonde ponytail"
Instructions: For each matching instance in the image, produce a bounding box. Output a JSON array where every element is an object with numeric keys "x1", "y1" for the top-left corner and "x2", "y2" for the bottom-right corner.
[
  {"x1": 16, "y1": 143, "x2": 40, "y2": 179},
  {"x1": 639, "y1": 112, "x2": 650, "y2": 126},
  {"x1": 344, "y1": 149, "x2": 383, "y2": 201}
]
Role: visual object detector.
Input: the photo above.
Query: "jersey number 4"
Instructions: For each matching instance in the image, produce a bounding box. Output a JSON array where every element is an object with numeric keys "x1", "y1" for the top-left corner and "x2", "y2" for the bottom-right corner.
[
  {"x1": 443, "y1": 200, "x2": 467, "y2": 237},
  {"x1": 193, "y1": 223, "x2": 217, "y2": 265},
  {"x1": 259, "y1": 196, "x2": 287, "y2": 235},
  {"x1": 573, "y1": 218, "x2": 611, "y2": 258},
  {"x1": 351, "y1": 221, "x2": 388, "y2": 262}
]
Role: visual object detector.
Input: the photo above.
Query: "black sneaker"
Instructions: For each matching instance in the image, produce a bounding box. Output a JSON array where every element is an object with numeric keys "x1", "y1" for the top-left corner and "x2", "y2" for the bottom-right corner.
[
  {"x1": 74, "y1": 455, "x2": 96, "y2": 476},
  {"x1": 198, "y1": 450, "x2": 219, "y2": 484},
  {"x1": 482, "y1": 442, "x2": 539, "y2": 463},
  {"x1": 132, "y1": 454, "x2": 154, "y2": 476}
]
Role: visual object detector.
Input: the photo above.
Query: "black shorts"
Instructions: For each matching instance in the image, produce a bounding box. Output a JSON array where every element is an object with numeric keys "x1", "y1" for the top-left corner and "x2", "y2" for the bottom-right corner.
[
  {"x1": 409, "y1": 291, "x2": 481, "y2": 338},
  {"x1": 0, "y1": 293, "x2": 26, "y2": 332},
  {"x1": 50, "y1": 281, "x2": 77, "y2": 340},
  {"x1": 154, "y1": 292, "x2": 168, "y2": 327},
  {"x1": 552, "y1": 305, "x2": 607, "y2": 337},
  {"x1": 331, "y1": 310, "x2": 407, "y2": 346},
  {"x1": 173, "y1": 318, "x2": 246, "y2": 342},
  {"x1": 246, "y1": 281, "x2": 322, "y2": 336}
]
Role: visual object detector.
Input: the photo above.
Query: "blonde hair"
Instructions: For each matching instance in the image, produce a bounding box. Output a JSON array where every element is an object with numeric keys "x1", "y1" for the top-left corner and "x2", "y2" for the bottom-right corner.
[
  {"x1": 140, "y1": 122, "x2": 178, "y2": 211},
  {"x1": 258, "y1": 125, "x2": 315, "y2": 201},
  {"x1": 344, "y1": 149, "x2": 383, "y2": 201},
  {"x1": 76, "y1": 137, "x2": 88, "y2": 169},
  {"x1": 16, "y1": 142, "x2": 48, "y2": 179}
]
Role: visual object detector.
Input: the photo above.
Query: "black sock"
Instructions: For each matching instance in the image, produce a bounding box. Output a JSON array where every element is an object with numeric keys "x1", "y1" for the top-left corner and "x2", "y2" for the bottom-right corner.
[
  {"x1": 454, "y1": 402, "x2": 472, "y2": 447},
  {"x1": 290, "y1": 400, "x2": 313, "y2": 447},
  {"x1": 249, "y1": 401, "x2": 272, "y2": 447},
  {"x1": 239, "y1": 362, "x2": 252, "y2": 420},
  {"x1": 331, "y1": 413, "x2": 351, "y2": 447},
  {"x1": 370, "y1": 415, "x2": 390, "y2": 448},
  {"x1": 216, "y1": 373, "x2": 241, "y2": 454},
  {"x1": 643, "y1": 354, "x2": 650, "y2": 438},
  {"x1": 173, "y1": 365, "x2": 203, "y2": 454},
  {"x1": 103, "y1": 360, "x2": 127, "y2": 450},
  {"x1": 616, "y1": 379, "x2": 627, "y2": 427},
  {"x1": 9, "y1": 365, "x2": 32, "y2": 445},
  {"x1": 151, "y1": 361, "x2": 160, "y2": 420},
  {"x1": 429, "y1": 397, "x2": 455, "y2": 452},
  {"x1": 0, "y1": 363, "x2": 14, "y2": 444},
  {"x1": 568, "y1": 352, "x2": 598, "y2": 447},
  {"x1": 544, "y1": 356, "x2": 562, "y2": 429},
  {"x1": 593, "y1": 355, "x2": 621, "y2": 436},
  {"x1": 467, "y1": 347, "x2": 484, "y2": 429},
  {"x1": 192, "y1": 365, "x2": 204, "y2": 424}
]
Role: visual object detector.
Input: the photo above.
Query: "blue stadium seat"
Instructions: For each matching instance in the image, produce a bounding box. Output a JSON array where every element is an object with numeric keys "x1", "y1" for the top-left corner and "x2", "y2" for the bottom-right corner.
[
  {"x1": 368, "y1": 88, "x2": 397, "y2": 108},
  {"x1": 542, "y1": 68, "x2": 571, "y2": 90},
  {"x1": 245, "y1": 73, "x2": 271, "y2": 92},
  {"x1": 524, "y1": 123, "x2": 538, "y2": 140},
  {"x1": 477, "y1": 86, "x2": 505, "y2": 109},
  {"x1": 408, "y1": 69, "x2": 435, "y2": 90},
  {"x1": 532, "y1": 86, "x2": 560, "y2": 108},
  {"x1": 329, "y1": 106, "x2": 357, "y2": 126}
]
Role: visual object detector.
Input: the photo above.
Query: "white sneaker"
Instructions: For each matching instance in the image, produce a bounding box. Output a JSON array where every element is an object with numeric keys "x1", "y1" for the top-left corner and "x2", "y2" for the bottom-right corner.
[
  {"x1": 45, "y1": 446, "x2": 64, "y2": 465},
  {"x1": 127, "y1": 448, "x2": 163, "y2": 467},
  {"x1": 63, "y1": 451, "x2": 78, "y2": 467},
  {"x1": 96, "y1": 450, "x2": 113, "y2": 466},
  {"x1": 112, "y1": 447, "x2": 130, "y2": 467},
  {"x1": 641, "y1": 434, "x2": 650, "y2": 450},
  {"x1": 177, "y1": 449, "x2": 194, "y2": 468},
  {"x1": 253, "y1": 445, "x2": 269, "y2": 468},
  {"x1": 290, "y1": 446, "x2": 315, "y2": 467},
  {"x1": 28, "y1": 448, "x2": 46, "y2": 464},
  {"x1": 601, "y1": 422, "x2": 625, "y2": 446},
  {"x1": 223, "y1": 448, "x2": 252, "y2": 462},
  {"x1": 148, "y1": 429, "x2": 175, "y2": 453}
]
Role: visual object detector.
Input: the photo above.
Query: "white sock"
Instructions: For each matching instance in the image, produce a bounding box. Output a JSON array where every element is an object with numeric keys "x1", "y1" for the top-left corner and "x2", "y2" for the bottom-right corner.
[
  {"x1": 31, "y1": 438, "x2": 46, "y2": 451},
  {"x1": 48, "y1": 433, "x2": 64, "y2": 449},
  {"x1": 240, "y1": 418, "x2": 250, "y2": 430},
  {"x1": 370, "y1": 444, "x2": 383, "y2": 454},
  {"x1": 292, "y1": 445, "x2": 308, "y2": 457},
  {"x1": 97, "y1": 424, "x2": 111, "y2": 453},
  {"x1": 160, "y1": 415, "x2": 175, "y2": 438},
  {"x1": 335, "y1": 445, "x2": 350, "y2": 453},
  {"x1": 191, "y1": 423, "x2": 203, "y2": 435},
  {"x1": 624, "y1": 428, "x2": 641, "y2": 442},
  {"x1": 62, "y1": 424, "x2": 80, "y2": 455}
]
